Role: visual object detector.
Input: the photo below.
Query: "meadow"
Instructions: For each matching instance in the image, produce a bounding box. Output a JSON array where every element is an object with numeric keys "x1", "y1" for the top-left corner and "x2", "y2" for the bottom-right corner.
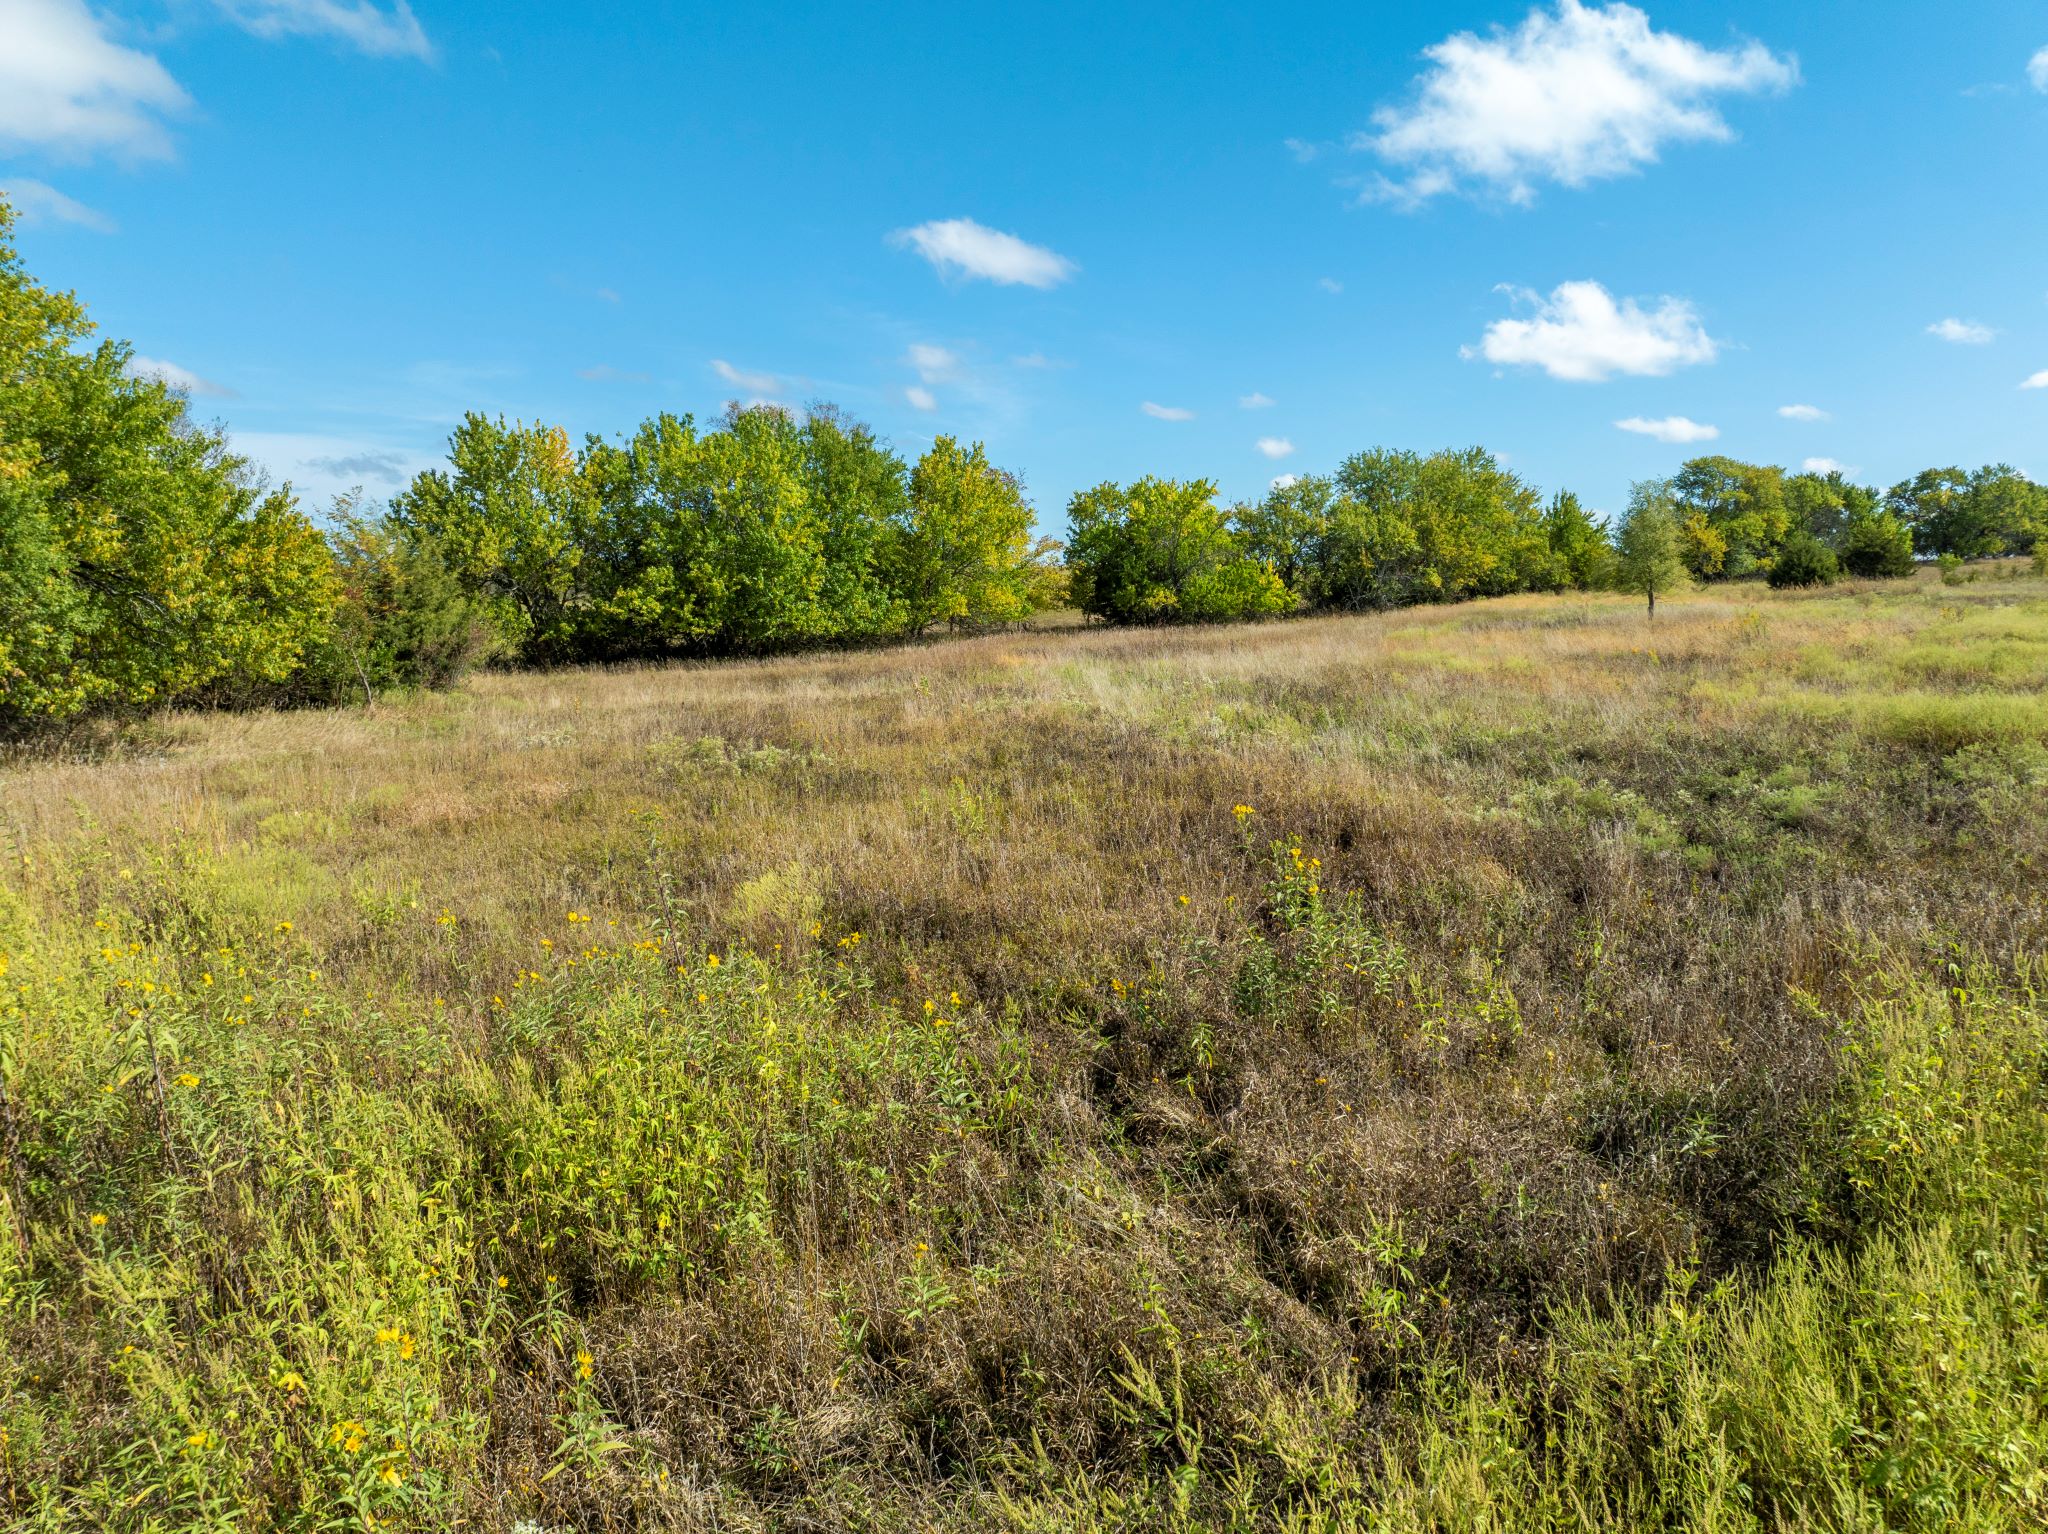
[{"x1": 2, "y1": 568, "x2": 2045, "y2": 1531}]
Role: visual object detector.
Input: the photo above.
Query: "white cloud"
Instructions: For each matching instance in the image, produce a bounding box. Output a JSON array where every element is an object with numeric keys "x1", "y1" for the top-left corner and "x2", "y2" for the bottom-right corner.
[
  {"x1": 2030, "y1": 46, "x2": 2048, "y2": 92},
  {"x1": 1928, "y1": 317, "x2": 1995, "y2": 345},
  {"x1": 1270, "y1": 473, "x2": 1300, "y2": 490},
  {"x1": 1360, "y1": 0, "x2": 1797, "y2": 206},
  {"x1": 1317, "y1": 276, "x2": 1344, "y2": 294},
  {"x1": 710, "y1": 358, "x2": 777, "y2": 393},
  {"x1": 1801, "y1": 457, "x2": 1854, "y2": 475},
  {"x1": 1284, "y1": 137, "x2": 1323, "y2": 163},
  {"x1": 904, "y1": 385, "x2": 938, "y2": 412},
  {"x1": 1777, "y1": 402, "x2": 1828, "y2": 422},
  {"x1": 0, "y1": 0, "x2": 190, "y2": 160},
  {"x1": 1142, "y1": 401, "x2": 1194, "y2": 421},
  {"x1": 576, "y1": 364, "x2": 649, "y2": 383},
  {"x1": 0, "y1": 177, "x2": 114, "y2": 230},
  {"x1": 906, "y1": 343, "x2": 957, "y2": 383},
  {"x1": 1615, "y1": 415, "x2": 1718, "y2": 444},
  {"x1": 1240, "y1": 391, "x2": 1276, "y2": 409},
  {"x1": 889, "y1": 217, "x2": 1076, "y2": 289},
  {"x1": 1468, "y1": 280, "x2": 1717, "y2": 382},
  {"x1": 1011, "y1": 351, "x2": 1060, "y2": 369},
  {"x1": 2021, "y1": 370, "x2": 2048, "y2": 391},
  {"x1": 214, "y1": 1, "x2": 433, "y2": 61},
  {"x1": 126, "y1": 355, "x2": 232, "y2": 397},
  {"x1": 1256, "y1": 436, "x2": 1296, "y2": 459}
]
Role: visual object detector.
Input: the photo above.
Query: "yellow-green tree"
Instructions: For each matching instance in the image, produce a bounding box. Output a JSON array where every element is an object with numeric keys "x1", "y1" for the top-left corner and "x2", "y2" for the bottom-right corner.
[{"x1": 0, "y1": 201, "x2": 337, "y2": 726}]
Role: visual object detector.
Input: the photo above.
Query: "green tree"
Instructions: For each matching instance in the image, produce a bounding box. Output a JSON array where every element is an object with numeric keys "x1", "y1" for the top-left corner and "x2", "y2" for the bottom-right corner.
[
  {"x1": 1837, "y1": 507, "x2": 1916, "y2": 579},
  {"x1": 1543, "y1": 489, "x2": 1615, "y2": 590},
  {"x1": 1065, "y1": 477, "x2": 1246, "y2": 622},
  {"x1": 390, "y1": 413, "x2": 592, "y2": 659},
  {"x1": 890, "y1": 436, "x2": 1038, "y2": 633},
  {"x1": 1614, "y1": 480, "x2": 1689, "y2": 620},
  {"x1": 1672, "y1": 456, "x2": 1789, "y2": 577},
  {"x1": 1232, "y1": 475, "x2": 1334, "y2": 592},
  {"x1": 0, "y1": 202, "x2": 337, "y2": 726}
]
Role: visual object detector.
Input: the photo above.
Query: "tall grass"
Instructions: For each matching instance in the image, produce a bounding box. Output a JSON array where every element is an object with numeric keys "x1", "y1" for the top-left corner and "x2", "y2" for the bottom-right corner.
[{"x1": 1, "y1": 572, "x2": 2043, "y2": 1529}]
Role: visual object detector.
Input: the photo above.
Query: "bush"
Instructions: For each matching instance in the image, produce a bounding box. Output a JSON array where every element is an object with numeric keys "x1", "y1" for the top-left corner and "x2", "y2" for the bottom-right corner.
[
  {"x1": 1767, "y1": 532, "x2": 1839, "y2": 588},
  {"x1": 293, "y1": 500, "x2": 505, "y2": 703},
  {"x1": 1181, "y1": 559, "x2": 1296, "y2": 622}
]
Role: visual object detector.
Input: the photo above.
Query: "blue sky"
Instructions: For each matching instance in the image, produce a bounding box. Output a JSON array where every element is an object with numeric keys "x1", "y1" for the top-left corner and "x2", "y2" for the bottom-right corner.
[{"x1": 3, "y1": 0, "x2": 2045, "y2": 527}]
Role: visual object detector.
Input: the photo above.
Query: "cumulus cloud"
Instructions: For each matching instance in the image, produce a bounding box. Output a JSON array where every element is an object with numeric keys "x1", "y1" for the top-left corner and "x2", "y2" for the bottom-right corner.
[
  {"x1": 1240, "y1": 392, "x2": 1276, "y2": 409},
  {"x1": 2031, "y1": 46, "x2": 2048, "y2": 92},
  {"x1": 1270, "y1": 473, "x2": 1300, "y2": 490},
  {"x1": 2021, "y1": 370, "x2": 2048, "y2": 391},
  {"x1": 889, "y1": 217, "x2": 1076, "y2": 289},
  {"x1": 214, "y1": 1, "x2": 433, "y2": 61},
  {"x1": 1928, "y1": 317, "x2": 1995, "y2": 345},
  {"x1": 905, "y1": 385, "x2": 938, "y2": 412},
  {"x1": 1467, "y1": 280, "x2": 1717, "y2": 382},
  {"x1": 1615, "y1": 415, "x2": 1718, "y2": 444},
  {"x1": 906, "y1": 343, "x2": 957, "y2": 383},
  {"x1": 0, "y1": 177, "x2": 114, "y2": 230},
  {"x1": 1255, "y1": 436, "x2": 1296, "y2": 459},
  {"x1": 1359, "y1": 0, "x2": 1797, "y2": 206},
  {"x1": 1801, "y1": 457, "x2": 1853, "y2": 475},
  {"x1": 0, "y1": 0, "x2": 190, "y2": 160},
  {"x1": 710, "y1": 358, "x2": 777, "y2": 393},
  {"x1": 1142, "y1": 401, "x2": 1194, "y2": 421},
  {"x1": 126, "y1": 355, "x2": 232, "y2": 397},
  {"x1": 1777, "y1": 402, "x2": 1828, "y2": 421}
]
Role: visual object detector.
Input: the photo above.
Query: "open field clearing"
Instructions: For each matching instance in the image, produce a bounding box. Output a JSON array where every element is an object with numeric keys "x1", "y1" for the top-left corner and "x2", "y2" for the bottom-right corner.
[{"x1": 3, "y1": 572, "x2": 2047, "y2": 1531}]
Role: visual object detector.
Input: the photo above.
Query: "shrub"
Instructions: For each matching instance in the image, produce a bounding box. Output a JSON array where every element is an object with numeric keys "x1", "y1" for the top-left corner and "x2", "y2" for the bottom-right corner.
[{"x1": 1767, "y1": 532, "x2": 1839, "y2": 588}]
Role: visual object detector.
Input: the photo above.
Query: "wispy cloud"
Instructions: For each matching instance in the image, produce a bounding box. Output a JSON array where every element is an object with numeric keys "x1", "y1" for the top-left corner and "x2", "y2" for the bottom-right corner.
[
  {"x1": 1615, "y1": 414, "x2": 1718, "y2": 444},
  {"x1": 1255, "y1": 437, "x2": 1296, "y2": 459},
  {"x1": 1141, "y1": 401, "x2": 1195, "y2": 421},
  {"x1": 576, "y1": 364, "x2": 650, "y2": 383},
  {"x1": 905, "y1": 385, "x2": 938, "y2": 412},
  {"x1": 1240, "y1": 391, "x2": 1276, "y2": 409},
  {"x1": 0, "y1": 0, "x2": 190, "y2": 161},
  {"x1": 1317, "y1": 277, "x2": 1344, "y2": 294},
  {"x1": 906, "y1": 343, "x2": 958, "y2": 383},
  {"x1": 213, "y1": 1, "x2": 433, "y2": 62},
  {"x1": 1928, "y1": 317, "x2": 1995, "y2": 345},
  {"x1": 1777, "y1": 402, "x2": 1828, "y2": 422},
  {"x1": 126, "y1": 355, "x2": 233, "y2": 397},
  {"x1": 1358, "y1": 1, "x2": 1796, "y2": 207},
  {"x1": 1468, "y1": 280, "x2": 1717, "y2": 382},
  {"x1": 1801, "y1": 457, "x2": 1854, "y2": 475},
  {"x1": 710, "y1": 358, "x2": 778, "y2": 393},
  {"x1": 304, "y1": 448, "x2": 413, "y2": 483},
  {"x1": 1011, "y1": 351, "x2": 1062, "y2": 369},
  {"x1": 0, "y1": 177, "x2": 115, "y2": 230},
  {"x1": 889, "y1": 217, "x2": 1076, "y2": 288}
]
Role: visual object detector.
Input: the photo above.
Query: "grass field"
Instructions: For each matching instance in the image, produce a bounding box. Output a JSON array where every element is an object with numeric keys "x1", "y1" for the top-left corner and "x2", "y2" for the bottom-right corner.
[{"x1": 3, "y1": 570, "x2": 2046, "y2": 1531}]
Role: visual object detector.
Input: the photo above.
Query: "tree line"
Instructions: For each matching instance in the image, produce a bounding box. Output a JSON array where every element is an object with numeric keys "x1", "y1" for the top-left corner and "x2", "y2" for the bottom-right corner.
[{"x1": 5, "y1": 199, "x2": 2045, "y2": 732}]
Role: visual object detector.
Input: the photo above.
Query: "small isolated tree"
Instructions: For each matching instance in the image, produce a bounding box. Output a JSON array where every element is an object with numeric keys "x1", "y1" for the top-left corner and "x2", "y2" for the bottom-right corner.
[{"x1": 1614, "y1": 479, "x2": 1688, "y2": 621}]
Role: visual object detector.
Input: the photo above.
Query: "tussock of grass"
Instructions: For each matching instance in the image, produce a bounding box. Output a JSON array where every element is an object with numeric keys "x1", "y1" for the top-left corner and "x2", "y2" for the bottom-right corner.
[{"x1": 1, "y1": 572, "x2": 2045, "y2": 1529}]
